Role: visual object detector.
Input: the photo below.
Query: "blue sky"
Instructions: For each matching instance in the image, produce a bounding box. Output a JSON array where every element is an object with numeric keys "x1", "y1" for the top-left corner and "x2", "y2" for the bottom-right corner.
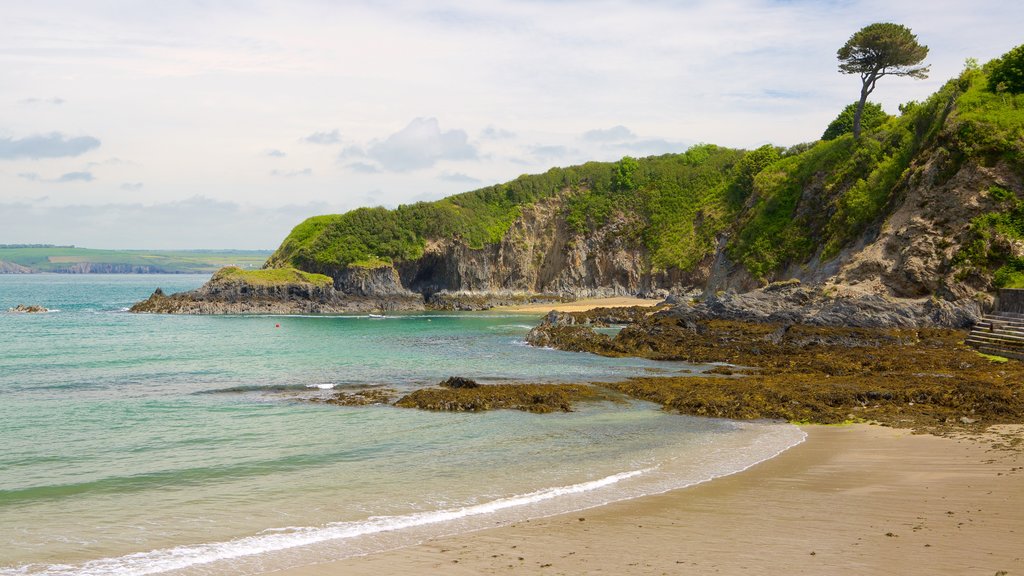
[{"x1": 2, "y1": 0, "x2": 1022, "y2": 249}]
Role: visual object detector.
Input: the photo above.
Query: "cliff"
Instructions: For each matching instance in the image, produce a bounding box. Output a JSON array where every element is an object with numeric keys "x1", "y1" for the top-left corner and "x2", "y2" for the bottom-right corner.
[{"x1": 140, "y1": 52, "x2": 1024, "y2": 315}]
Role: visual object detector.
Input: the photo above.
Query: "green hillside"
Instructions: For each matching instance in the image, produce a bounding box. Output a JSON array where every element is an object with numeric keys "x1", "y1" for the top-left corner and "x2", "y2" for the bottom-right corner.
[
  {"x1": 0, "y1": 246, "x2": 272, "y2": 274},
  {"x1": 269, "y1": 49, "x2": 1024, "y2": 287}
]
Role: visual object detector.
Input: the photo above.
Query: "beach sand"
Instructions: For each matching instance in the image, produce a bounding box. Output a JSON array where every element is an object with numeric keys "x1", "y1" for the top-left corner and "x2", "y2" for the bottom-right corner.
[
  {"x1": 495, "y1": 296, "x2": 663, "y2": 313},
  {"x1": 274, "y1": 424, "x2": 1023, "y2": 575}
]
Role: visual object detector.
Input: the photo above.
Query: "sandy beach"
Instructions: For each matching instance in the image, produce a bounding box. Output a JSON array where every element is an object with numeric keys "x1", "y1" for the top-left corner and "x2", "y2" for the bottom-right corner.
[
  {"x1": 494, "y1": 296, "x2": 663, "y2": 313},
  {"x1": 275, "y1": 424, "x2": 1023, "y2": 576}
]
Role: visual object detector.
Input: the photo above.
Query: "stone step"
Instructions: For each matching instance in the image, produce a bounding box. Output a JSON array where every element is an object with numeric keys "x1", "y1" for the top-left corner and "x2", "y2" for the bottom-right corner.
[
  {"x1": 966, "y1": 337, "x2": 1024, "y2": 352},
  {"x1": 975, "y1": 321, "x2": 1024, "y2": 333},
  {"x1": 985, "y1": 313, "x2": 1024, "y2": 325},
  {"x1": 974, "y1": 345, "x2": 1024, "y2": 362},
  {"x1": 967, "y1": 330, "x2": 1024, "y2": 344}
]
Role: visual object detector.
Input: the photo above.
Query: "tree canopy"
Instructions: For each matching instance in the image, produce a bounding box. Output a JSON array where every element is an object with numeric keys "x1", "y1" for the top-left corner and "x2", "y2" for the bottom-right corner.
[
  {"x1": 837, "y1": 23, "x2": 928, "y2": 138},
  {"x1": 988, "y1": 44, "x2": 1024, "y2": 95}
]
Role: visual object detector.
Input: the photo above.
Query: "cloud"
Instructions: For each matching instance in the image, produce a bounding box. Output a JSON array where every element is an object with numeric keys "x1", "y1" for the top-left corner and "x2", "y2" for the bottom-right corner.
[
  {"x1": 347, "y1": 162, "x2": 381, "y2": 174},
  {"x1": 266, "y1": 149, "x2": 287, "y2": 157},
  {"x1": 20, "y1": 97, "x2": 65, "y2": 105},
  {"x1": 528, "y1": 144, "x2": 573, "y2": 160},
  {"x1": 366, "y1": 118, "x2": 476, "y2": 171},
  {"x1": 121, "y1": 182, "x2": 144, "y2": 191},
  {"x1": 56, "y1": 171, "x2": 94, "y2": 183},
  {"x1": 582, "y1": 125, "x2": 636, "y2": 142},
  {"x1": 270, "y1": 168, "x2": 312, "y2": 177},
  {"x1": 439, "y1": 171, "x2": 481, "y2": 184},
  {"x1": 480, "y1": 126, "x2": 516, "y2": 140},
  {"x1": 303, "y1": 130, "x2": 341, "y2": 145},
  {"x1": 17, "y1": 171, "x2": 96, "y2": 183},
  {"x1": 0, "y1": 133, "x2": 101, "y2": 160}
]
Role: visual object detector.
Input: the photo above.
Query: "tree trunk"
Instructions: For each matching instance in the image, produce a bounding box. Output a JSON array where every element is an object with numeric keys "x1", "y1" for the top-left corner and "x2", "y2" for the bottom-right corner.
[{"x1": 852, "y1": 89, "x2": 868, "y2": 140}]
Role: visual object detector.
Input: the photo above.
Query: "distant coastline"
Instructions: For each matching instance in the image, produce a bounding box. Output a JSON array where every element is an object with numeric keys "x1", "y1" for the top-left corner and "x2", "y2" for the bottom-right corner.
[{"x1": 0, "y1": 246, "x2": 272, "y2": 274}]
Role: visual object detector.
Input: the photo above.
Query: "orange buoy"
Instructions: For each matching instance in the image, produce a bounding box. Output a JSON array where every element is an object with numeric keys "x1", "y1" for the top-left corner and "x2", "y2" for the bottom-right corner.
[{"x1": 275, "y1": 323, "x2": 281, "y2": 328}]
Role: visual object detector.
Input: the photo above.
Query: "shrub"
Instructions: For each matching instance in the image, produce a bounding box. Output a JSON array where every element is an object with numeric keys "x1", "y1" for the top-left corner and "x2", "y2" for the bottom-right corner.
[{"x1": 988, "y1": 44, "x2": 1024, "y2": 94}]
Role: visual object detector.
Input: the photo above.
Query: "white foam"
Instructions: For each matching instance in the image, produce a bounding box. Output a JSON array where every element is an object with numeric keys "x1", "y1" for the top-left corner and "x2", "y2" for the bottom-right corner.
[
  {"x1": 8, "y1": 469, "x2": 651, "y2": 576},
  {"x1": 6, "y1": 423, "x2": 806, "y2": 576},
  {"x1": 305, "y1": 384, "x2": 335, "y2": 390}
]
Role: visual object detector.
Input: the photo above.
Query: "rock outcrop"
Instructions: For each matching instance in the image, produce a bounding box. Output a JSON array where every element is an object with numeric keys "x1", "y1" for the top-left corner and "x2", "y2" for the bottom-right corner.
[
  {"x1": 130, "y1": 267, "x2": 423, "y2": 314},
  {"x1": 7, "y1": 304, "x2": 49, "y2": 313}
]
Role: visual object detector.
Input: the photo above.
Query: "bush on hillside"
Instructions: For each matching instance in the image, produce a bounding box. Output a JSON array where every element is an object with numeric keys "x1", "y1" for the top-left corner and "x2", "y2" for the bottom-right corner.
[{"x1": 988, "y1": 44, "x2": 1024, "y2": 94}]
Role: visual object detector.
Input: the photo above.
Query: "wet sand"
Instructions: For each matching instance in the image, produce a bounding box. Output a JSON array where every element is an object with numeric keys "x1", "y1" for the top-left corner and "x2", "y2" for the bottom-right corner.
[
  {"x1": 495, "y1": 296, "x2": 662, "y2": 313},
  {"x1": 274, "y1": 424, "x2": 1024, "y2": 575}
]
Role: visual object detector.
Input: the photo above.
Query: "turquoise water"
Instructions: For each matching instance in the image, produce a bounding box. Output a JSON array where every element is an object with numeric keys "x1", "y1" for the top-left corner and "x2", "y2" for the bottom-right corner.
[{"x1": 0, "y1": 275, "x2": 804, "y2": 576}]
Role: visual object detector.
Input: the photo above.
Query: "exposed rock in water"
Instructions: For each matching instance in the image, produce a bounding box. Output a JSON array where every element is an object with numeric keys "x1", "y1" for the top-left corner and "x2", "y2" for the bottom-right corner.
[
  {"x1": 7, "y1": 304, "x2": 49, "y2": 313},
  {"x1": 524, "y1": 306, "x2": 1024, "y2": 434},
  {"x1": 313, "y1": 388, "x2": 397, "y2": 406},
  {"x1": 130, "y1": 267, "x2": 424, "y2": 314},
  {"x1": 439, "y1": 377, "x2": 480, "y2": 389},
  {"x1": 395, "y1": 383, "x2": 608, "y2": 413}
]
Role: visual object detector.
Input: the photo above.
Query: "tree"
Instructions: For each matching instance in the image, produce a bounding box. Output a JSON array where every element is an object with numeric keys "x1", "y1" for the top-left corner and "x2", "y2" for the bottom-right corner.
[
  {"x1": 988, "y1": 44, "x2": 1024, "y2": 95},
  {"x1": 822, "y1": 101, "x2": 889, "y2": 140},
  {"x1": 837, "y1": 23, "x2": 929, "y2": 139}
]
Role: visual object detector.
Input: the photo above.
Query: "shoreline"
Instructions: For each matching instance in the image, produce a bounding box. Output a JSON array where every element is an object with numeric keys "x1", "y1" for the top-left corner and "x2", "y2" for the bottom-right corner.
[{"x1": 271, "y1": 424, "x2": 1024, "y2": 575}]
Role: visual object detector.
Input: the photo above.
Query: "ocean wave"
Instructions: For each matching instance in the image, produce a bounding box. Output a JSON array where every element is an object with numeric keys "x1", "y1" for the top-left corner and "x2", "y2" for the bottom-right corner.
[
  {"x1": 5, "y1": 469, "x2": 651, "y2": 576},
  {"x1": 3, "y1": 424, "x2": 807, "y2": 576}
]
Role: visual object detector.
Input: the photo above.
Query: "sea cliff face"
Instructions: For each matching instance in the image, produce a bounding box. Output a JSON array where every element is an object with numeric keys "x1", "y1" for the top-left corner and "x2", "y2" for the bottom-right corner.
[{"x1": 135, "y1": 63, "x2": 1023, "y2": 316}]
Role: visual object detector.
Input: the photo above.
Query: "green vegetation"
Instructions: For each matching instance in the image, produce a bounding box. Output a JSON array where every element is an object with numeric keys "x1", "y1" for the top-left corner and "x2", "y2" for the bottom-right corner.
[
  {"x1": 988, "y1": 44, "x2": 1024, "y2": 94},
  {"x1": 0, "y1": 247, "x2": 271, "y2": 273},
  {"x1": 822, "y1": 102, "x2": 889, "y2": 140},
  {"x1": 211, "y1": 266, "x2": 333, "y2": 288},
  {"x1": 272, "y1": 50, "x2": 1022, "y2": 286},
  {"x1": 837, "y1": 22, "x2": 929, "y2": 139}
]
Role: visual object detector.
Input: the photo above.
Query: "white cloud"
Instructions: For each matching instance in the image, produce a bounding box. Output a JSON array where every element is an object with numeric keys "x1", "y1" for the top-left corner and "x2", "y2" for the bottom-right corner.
[
  {"x1": 303, "y1": 130, "x2": 341, "y2": 145},
  {"x1": 0, "y1": 133, "x2": 100, "y2": 160},
  {"x1": 582, "y1": 125, "x2": 636, "y2": 142},
  {"x1": 364, "y1": 118, "x2": 477, "y2": 172},
  {"x1": 270, "y1": 168, "x2": 312, "y2": 177}
]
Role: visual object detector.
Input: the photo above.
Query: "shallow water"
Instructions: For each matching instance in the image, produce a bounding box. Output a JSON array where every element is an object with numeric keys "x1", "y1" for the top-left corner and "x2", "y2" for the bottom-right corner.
[{"x1": 0, "y1": 275, "x2": 804, "y2": 575}]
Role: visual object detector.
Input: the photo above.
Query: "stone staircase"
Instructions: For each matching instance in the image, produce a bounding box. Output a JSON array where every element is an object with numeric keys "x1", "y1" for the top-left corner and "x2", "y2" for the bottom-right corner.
[{"x1": 966, "y1": 311, "x2": 1024, "y2": 361}]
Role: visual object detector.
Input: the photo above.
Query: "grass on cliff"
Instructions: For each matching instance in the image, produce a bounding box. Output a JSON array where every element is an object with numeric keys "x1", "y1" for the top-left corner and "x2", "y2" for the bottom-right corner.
[
  {"x1": 268, "y1": 51, "x2": 1023, "y2": 284},
  {"x1": 212, "y1": 266, "x2": 333, "y2": 287}
]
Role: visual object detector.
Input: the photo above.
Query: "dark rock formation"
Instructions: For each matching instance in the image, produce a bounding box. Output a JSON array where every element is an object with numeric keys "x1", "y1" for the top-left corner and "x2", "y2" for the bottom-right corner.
[
  {"x1": 439, "y1": 377, "x2": 480, "y2": 389},
  {"x1": 664, "y1": 282, "x2": 982, "y2": 329},
  {"x1": 7, "y1": 304, "x2": 49, "y2": 313},
  {"x1": 130, "y1": 271, "x2": 424, "y2": 315}
]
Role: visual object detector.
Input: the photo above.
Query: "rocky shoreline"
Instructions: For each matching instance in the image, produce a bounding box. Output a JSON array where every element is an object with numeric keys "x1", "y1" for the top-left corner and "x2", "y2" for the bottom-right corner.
[{"x1": 524, "y1": 298, "x2": 1024, "y2": 434}]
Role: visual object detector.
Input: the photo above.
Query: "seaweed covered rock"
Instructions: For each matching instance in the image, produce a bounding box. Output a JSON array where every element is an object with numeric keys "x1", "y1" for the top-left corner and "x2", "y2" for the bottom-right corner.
[
  {"x1": 395, "y1": 383, "x2": 606, "y2": 413},
  {"x1": 439, "y1": 377, "x2": 480, "y2": 389},
  {"x1": 7, "y1": 304, "x2": 48, "y2": 313}
]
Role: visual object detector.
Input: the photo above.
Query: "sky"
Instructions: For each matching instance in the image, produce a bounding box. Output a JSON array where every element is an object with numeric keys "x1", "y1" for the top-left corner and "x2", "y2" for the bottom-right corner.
[{"x1": 2, "y1": 0, "x2": 1022, "y2": 249}]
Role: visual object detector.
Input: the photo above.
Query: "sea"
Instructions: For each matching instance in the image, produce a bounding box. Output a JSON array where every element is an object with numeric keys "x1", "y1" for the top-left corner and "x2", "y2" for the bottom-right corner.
[{"x1": 0, "y1": 275, "x2": 805, "y2": 576}]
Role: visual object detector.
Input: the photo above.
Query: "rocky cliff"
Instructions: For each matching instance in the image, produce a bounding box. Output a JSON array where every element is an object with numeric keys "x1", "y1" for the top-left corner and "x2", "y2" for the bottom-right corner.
[{"x1": 139, "y1": 57, "x2": 1024, "y2": 316}]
